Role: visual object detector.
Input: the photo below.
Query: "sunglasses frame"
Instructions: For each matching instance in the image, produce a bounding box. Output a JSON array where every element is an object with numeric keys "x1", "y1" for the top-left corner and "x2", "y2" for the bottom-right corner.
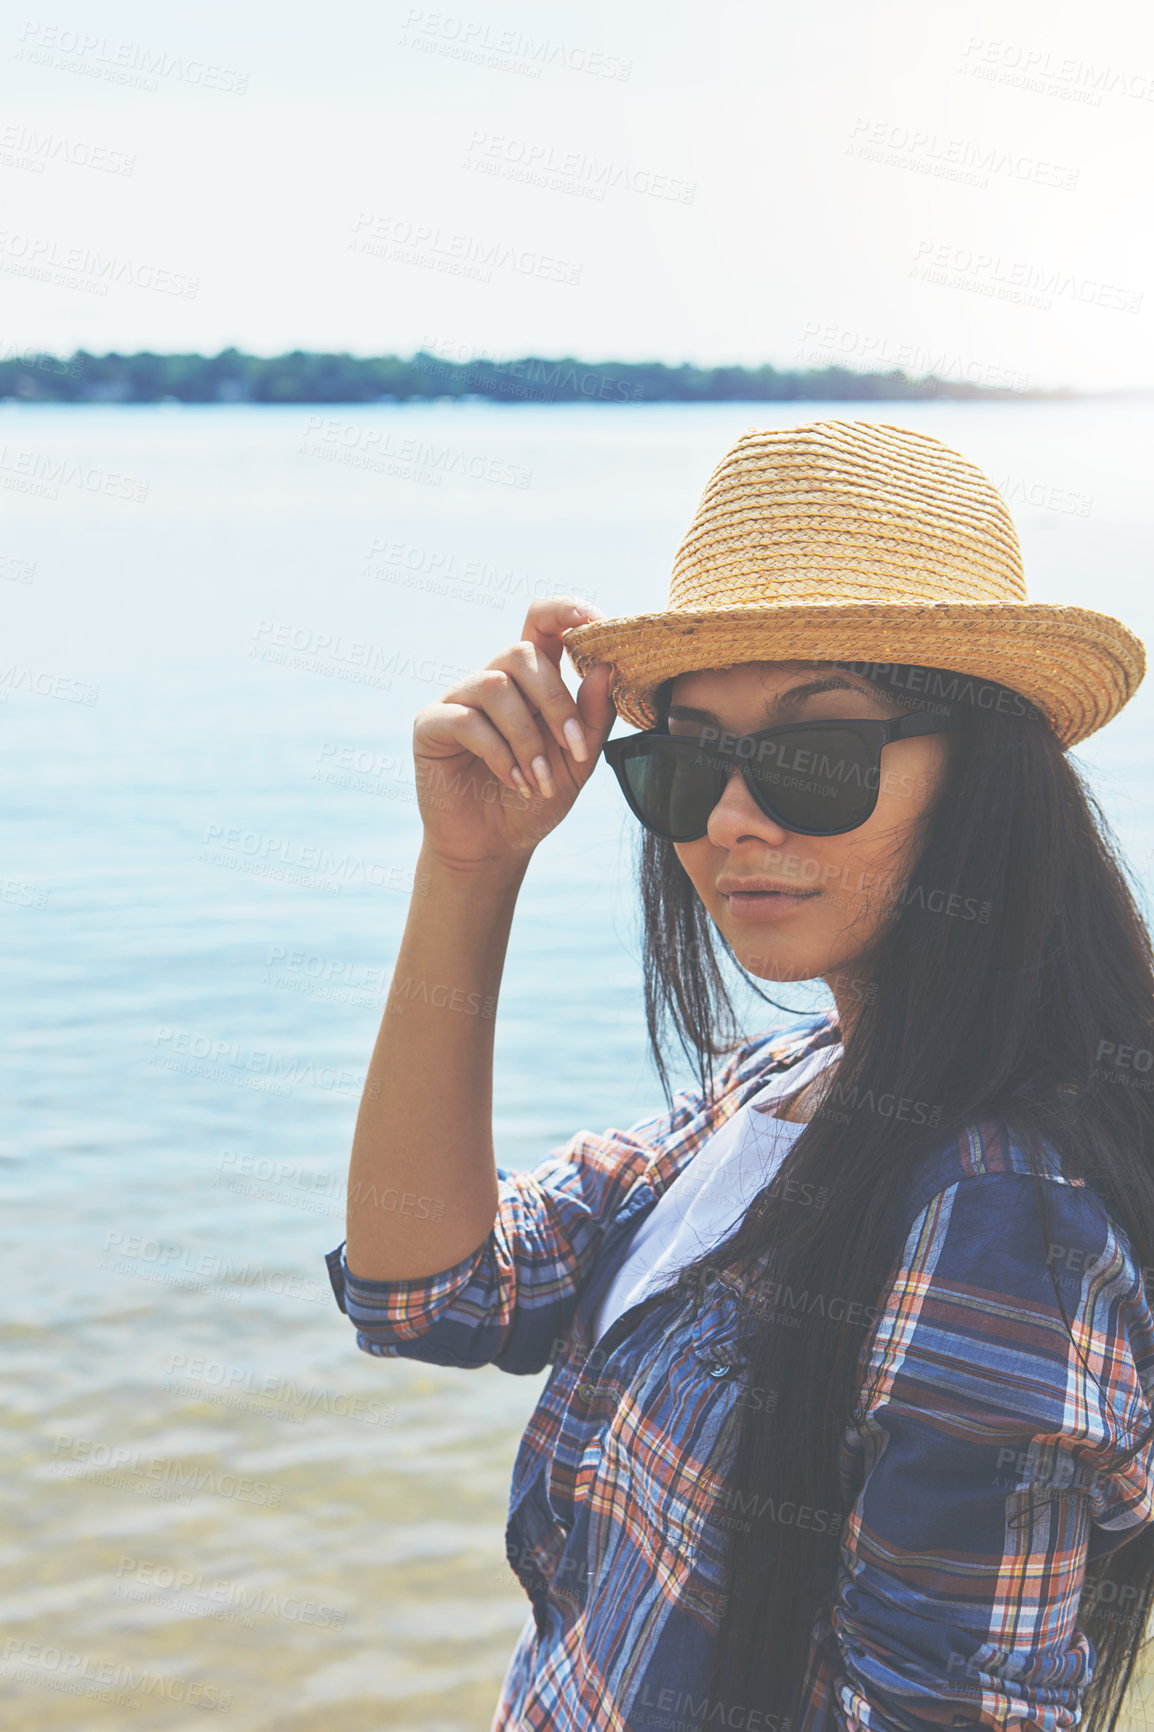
[{"x1": 601, "y1": 711, "x2": 958, "y2": 841}]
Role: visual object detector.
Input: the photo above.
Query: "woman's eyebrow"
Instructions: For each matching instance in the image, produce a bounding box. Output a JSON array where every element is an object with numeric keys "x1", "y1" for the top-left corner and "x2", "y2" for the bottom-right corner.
[{"x1": 667, "y1": 675, "x2": 875, "y2": 726}]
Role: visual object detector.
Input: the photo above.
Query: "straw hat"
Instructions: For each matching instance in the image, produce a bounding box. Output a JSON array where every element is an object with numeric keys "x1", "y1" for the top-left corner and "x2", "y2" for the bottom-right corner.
[{"x1": 562, "y1": 419, "x2": 1144, "y2": 748}]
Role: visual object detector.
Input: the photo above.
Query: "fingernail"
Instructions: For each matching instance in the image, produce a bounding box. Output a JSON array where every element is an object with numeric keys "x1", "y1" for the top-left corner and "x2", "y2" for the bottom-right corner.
[
  {"x1": 511, "y1": 766, "x2": 531, "y2": 796},
  {"x1": 563, "y1": 718, "x2": 588, "y2": 762},
  {"x1": 531, "y1": 755, "x2": 554, "y2": 796}
]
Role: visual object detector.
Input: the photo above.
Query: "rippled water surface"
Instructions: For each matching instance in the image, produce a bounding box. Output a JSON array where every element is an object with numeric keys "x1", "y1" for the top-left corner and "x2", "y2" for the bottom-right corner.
[{"x1": 4, "y1": 399, "x2": 1154, "y2": 1728}]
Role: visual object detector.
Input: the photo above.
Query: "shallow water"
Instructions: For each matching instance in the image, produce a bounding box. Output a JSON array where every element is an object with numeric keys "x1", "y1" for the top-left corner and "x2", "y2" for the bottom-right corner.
[{"x1": 3, "y1": 398, "x2": 1153, "y2": 1727}]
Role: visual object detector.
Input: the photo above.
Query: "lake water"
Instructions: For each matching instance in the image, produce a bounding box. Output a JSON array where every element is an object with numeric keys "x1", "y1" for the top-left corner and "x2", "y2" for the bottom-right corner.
[{"x1": 4, "y1": 399, "x2": 1154, "y2": 1729}]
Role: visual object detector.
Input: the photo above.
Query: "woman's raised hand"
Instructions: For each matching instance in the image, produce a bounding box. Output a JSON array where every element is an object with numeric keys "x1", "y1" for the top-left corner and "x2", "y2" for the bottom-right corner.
[{"x1": 412, "y1": 597, "x2": 616, "y2": 872}]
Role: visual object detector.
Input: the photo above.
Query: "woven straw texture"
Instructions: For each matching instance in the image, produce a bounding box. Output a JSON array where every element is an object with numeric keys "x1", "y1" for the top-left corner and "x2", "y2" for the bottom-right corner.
[{"x1": 563, "y1": 420, "x2": 1144, "y2": 749}]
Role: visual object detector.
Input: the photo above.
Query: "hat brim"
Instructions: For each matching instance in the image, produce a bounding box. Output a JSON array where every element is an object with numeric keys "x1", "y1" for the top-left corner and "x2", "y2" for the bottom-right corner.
[{"x1": 563, "y1": 602, "x2": 1145, "y2": 749}]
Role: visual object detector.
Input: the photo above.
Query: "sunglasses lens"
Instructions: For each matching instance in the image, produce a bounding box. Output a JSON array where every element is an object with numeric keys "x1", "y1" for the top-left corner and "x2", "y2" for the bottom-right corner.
[
  {"x1": 618, "y1": 726, "x2": 881, "y2": 838},
  {"x1": 742, "y1": 726, "x2": 878, "y2": 832},
  {"x1": 619, "y1": 740, "x2": 720, "y2": 839}
]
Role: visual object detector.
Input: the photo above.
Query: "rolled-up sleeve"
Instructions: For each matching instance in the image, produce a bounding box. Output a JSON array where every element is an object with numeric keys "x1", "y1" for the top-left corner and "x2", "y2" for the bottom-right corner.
[
  {"x1": 323, "y1": 1052, "x2": 753, "y2": 1376},
  {"x1": 831, "y1": 1173, "x2": 1154, "y2": 1732}
]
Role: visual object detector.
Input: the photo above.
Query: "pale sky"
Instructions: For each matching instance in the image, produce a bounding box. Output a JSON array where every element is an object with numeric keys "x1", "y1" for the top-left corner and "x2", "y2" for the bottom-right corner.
[{"x1": 2, "y1": 0, "x2": 1152, "y2": 390}]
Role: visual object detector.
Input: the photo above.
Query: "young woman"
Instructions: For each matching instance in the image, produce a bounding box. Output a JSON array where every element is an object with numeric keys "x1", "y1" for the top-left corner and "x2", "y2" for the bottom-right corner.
[{"x1": 325, "y1": 421, "x2": 1154, "y2": 1731}]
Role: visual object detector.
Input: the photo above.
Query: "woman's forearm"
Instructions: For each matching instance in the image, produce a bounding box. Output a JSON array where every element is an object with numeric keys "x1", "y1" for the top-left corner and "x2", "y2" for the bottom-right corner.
[{"x1": 344, "y1": 846, "x2": 529, "y2": 1282}]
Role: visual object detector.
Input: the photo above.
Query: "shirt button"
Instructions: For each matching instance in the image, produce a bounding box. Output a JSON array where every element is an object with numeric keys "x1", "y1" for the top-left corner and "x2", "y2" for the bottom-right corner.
[
  {"x1": 708, "y1": 1361, "x2": 731, "y2": 1379},
  {"x1": 577, "y1": 1383, "x2": 597, "y2": 1400}
]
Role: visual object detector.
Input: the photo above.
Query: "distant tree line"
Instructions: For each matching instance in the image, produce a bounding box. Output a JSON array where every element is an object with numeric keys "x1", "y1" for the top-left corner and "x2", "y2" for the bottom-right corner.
[{"x1": 0, "y1": 347, "x2": 1073, "y2": 404}]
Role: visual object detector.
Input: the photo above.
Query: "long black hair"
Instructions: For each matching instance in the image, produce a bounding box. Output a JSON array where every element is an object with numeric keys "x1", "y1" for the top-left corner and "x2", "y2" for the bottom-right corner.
[{"x1": 632, "y1": 660, "x2": 1154, "y2": 1727}]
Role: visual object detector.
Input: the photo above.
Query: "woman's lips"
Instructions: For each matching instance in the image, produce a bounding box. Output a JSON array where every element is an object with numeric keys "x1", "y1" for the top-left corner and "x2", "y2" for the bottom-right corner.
[{"x1": 723, "y1": 888, "x2": 821, "y2": 921}]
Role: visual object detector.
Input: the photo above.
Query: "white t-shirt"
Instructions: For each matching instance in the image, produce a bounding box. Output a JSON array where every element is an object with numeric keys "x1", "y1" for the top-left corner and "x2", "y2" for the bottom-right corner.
[{"x1": 592, "y1": 1041, "x2": 842, "y2": 1343}]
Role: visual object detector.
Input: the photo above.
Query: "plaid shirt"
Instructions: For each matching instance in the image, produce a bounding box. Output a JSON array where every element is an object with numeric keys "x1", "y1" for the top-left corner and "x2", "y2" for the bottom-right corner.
[{"x1": 324, "y1": 1012, "x2": 1154, "y2": 1732}]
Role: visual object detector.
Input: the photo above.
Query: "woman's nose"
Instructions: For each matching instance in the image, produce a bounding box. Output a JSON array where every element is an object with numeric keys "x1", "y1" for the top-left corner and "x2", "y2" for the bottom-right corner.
[{"x1": 705, "y1": 766, "x2": 791, "y2": 846}]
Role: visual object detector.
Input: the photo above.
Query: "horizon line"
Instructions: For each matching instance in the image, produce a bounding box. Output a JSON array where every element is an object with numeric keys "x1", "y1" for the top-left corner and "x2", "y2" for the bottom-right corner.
[{"x1": 0, "y1": 347, "x2": 1149, "y2": 404}]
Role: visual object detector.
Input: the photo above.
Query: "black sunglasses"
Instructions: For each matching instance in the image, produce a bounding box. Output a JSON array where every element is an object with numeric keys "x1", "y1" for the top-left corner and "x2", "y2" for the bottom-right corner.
[{"x1": 601, "y1": 712, "x2": 957, "y2": 841}]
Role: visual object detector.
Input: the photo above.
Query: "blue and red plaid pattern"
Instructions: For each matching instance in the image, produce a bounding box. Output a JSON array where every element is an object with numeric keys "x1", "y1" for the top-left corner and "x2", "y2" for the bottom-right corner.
[{"x1": 324, "y1": 1012, "x2": 1154, "y2": 1731}]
